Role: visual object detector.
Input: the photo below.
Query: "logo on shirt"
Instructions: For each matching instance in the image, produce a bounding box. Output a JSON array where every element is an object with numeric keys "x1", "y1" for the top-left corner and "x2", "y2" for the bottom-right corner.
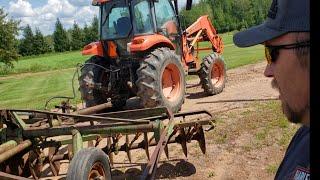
[{"x1": 292, "y1": 167, "x2": 310, "y2": 180}]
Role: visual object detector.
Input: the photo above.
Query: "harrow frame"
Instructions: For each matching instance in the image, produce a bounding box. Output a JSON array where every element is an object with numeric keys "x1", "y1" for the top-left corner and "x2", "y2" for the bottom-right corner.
[{"x1": 0, "y1": 104, "x2": 215, "y2": 179}]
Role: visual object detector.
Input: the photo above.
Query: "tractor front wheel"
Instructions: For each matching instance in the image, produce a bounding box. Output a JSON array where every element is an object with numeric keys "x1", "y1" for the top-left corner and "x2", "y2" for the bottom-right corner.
[
  {"x1": 198, "y1": 53, "x2": 226, "y2": 95},
  {"x1": 136, "y1": 48, "x2": 185, "y2": 113}
]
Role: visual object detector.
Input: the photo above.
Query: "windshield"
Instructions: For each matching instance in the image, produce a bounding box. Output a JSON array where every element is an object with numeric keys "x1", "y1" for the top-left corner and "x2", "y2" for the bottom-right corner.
[{"x1": 100, "y1": 1, "x2": 132, "y2": 40}]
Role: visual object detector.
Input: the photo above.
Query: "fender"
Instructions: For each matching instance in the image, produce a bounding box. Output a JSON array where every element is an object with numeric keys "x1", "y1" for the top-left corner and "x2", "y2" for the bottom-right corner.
[
  {"x1": 82, "y1": 41, "x2": 104, "y2": 57},
  {"x1": 82, "y1": 41, "x2": 118, "y2": 58},
  {"x1": 129, "y1": 34, "x2": 175, "y2": 53}
]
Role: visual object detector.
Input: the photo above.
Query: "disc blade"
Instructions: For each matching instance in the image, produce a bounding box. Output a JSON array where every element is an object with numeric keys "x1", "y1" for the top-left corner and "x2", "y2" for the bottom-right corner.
[
  {"x1": 144, "y1": 132, "x2": 150, "y2": 160},
  {"x1": 126, "y1": 135, "x2": 132, "y2": 163}
]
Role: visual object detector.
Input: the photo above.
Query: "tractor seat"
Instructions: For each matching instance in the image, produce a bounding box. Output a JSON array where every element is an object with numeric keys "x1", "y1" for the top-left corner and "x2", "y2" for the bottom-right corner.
[{"x1": 115, "y1": 17, "x2": 131, "y2": 36}]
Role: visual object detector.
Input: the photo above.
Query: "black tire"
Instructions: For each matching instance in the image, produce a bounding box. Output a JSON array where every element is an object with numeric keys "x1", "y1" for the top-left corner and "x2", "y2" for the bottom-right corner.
[
  {"x1": 198, "y1": 53, "x2": 226, "y2": 95},
  {"x1": 66, "y1": 148, "x2": 111, "y2": 180},
  {"x1": 79, "y1": 56, "x2": 109, "y2": 107},
  {"x1": 136, "y1": 47, "x2": 185, "y2": 113}
]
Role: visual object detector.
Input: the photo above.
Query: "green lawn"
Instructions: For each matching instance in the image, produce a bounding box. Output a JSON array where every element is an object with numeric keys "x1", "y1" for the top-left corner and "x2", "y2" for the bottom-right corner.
[
  {"x1": 0, "y1": 51, "x2": 88, "y2": 76},
  {"x1": 0, "y1": 69, "x2": 82, "y2": 109},
  {"x1": 0, "y1": 32, "x2": 265, "y2": 109}
]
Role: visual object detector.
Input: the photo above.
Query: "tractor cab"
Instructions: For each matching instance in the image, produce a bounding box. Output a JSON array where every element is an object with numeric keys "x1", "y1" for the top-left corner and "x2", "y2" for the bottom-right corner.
[{"x1": 86, "y1": 0, "x2": 183, "y2": 58}]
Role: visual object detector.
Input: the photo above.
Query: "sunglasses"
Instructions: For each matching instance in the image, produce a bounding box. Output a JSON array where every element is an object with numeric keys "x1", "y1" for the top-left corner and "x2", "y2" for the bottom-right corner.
[{"x1": 264, "y1": 40, "x2": 310, "y2": 64}]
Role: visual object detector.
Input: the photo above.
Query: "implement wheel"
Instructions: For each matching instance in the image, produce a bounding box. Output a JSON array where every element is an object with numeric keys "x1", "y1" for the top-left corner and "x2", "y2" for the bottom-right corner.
[
  {"x1": 67, "y1": 148, "x2": 111, "y2": 180},
  {"x1": 136, "y1": 47, "x2": 185, "y2": 113},
  {"x1": 198, "y1": 53, "x2": 226, "y2": 95}
]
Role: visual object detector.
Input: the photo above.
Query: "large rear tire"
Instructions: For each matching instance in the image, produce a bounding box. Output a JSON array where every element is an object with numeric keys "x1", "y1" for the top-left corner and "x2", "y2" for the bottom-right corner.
[
  {"x1": 79, "y1": 56, "x2": 109, "y2": 107},
  {"x1": 66, "y1": 148, "x2": 111, "y2": 180},
  {"x1": 79, "y1": 56, "x2": 128, "y2": 109},
  {"x1": 198, "y1": 53, "x2": 226, "y2": 95},
  {"x1": 136, "y1": 48, "x2": 185, "y2": 113}
]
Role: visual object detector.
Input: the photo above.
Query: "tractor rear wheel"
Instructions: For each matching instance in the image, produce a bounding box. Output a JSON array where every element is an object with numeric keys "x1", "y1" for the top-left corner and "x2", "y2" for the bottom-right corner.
[
  {"x1": 79, "y1": 56, "x2": 109, "y2": 107},
  {"x1": 136, "y1": 47, "x2": 185, "y2": 113},
  {"x1": 198, "y1": 53, "x2": 226, "y2": 95}
]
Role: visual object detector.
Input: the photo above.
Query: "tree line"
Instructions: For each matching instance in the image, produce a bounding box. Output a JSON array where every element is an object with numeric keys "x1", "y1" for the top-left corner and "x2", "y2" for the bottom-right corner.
[
  {"x1": 180, "y1": 0, "x2": 271, "y2": 33},
  {"x1": 19, "y1": 17, "x2": 99, "y2": 56}
]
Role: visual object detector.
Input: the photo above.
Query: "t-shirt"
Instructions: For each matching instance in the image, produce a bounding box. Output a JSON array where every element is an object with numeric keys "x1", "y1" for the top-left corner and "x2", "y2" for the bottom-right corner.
[{"x1": 275, "y1": 125, "x2": 310, "y2": 180}]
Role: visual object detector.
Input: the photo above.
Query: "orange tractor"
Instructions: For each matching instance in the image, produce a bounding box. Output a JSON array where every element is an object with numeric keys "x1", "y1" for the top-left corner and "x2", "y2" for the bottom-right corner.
[{"x1": 80, "y1": 0, "x2": 226, "y2": 112}]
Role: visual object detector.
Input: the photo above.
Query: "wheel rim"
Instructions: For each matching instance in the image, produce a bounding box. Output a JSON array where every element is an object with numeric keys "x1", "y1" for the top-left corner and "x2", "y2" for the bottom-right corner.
[
  {"x1": 211, "y1": 61, "x2": 225, "y2": 87},
  {"x1": 162, "y1": 63, "x2": 181, "y2": 102},
  {"x1": 88, "y1": 162, "x2": 106, "y2": 180}
]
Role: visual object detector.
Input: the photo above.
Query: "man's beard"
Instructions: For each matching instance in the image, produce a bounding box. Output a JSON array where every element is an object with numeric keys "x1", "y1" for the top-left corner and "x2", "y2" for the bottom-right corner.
[{"x1": 271, "y1": 79, "x2": 309, "y2": 124}]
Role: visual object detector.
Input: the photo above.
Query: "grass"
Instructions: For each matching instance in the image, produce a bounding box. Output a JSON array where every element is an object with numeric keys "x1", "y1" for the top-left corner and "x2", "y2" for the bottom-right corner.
[
  {"x1": 208, "y1": 171, "x2": 216, "y2": 178},
  {"x1": 0, "y1": 51, "x2": 88, "y2": 76},
  {"x1": 0, "y1": 32, "x2": 264, "y2": 109},
  {"x1": 266, "y1": 163, "x2": 279, "y2": 174},
  {"x1": 0, "y1": 69, "x2": 82, "y2": 109}
]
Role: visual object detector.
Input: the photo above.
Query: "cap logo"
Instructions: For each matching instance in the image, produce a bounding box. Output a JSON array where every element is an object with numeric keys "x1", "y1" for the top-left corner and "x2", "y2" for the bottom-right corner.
[{"x1": 267, "y1": 0, "x2": 278, "y2": 19}]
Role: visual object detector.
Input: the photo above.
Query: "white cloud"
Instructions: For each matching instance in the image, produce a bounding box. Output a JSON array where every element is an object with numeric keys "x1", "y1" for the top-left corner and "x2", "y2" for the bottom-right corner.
[
  {"x1": 9, "y1": 0, "x2": 35, "y2": 17},
  {"x1": 8, "y1": 0, "x2": 98, "y2": 36},
  {"x1": 10, "y1": 0, "x2": 199, "y2": 36},
  {"x1": 74, "y1": 6, "x2": 97, "y2": 25},
  {"x1": 37, "y1": 0, "x2": 76, "y2": 18}
]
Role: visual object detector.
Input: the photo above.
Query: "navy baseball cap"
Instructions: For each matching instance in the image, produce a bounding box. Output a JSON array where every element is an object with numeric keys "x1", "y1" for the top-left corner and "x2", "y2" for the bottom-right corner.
[{"x1": 233, "y1": 0, "x2": 310, "y2": 47}]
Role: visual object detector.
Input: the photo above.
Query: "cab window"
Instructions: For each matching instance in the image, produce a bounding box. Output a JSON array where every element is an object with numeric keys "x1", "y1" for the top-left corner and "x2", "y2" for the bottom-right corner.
[
  {"x1": 133, "y1": 1, "x2": 153, "y2": 34},
  {"x1": 154, "y1": 0, "x2": 177, "y2": 31}
]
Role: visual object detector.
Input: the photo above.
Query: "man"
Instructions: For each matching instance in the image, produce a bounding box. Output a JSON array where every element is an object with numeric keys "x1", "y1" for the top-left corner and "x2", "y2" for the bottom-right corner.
[{"x1": 233, "y1": 0, "x2": 310, "y2": 179}]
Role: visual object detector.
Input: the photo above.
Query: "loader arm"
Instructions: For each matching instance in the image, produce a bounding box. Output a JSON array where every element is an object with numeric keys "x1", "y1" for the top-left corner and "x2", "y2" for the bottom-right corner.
[
  {"x1": 181, "y1": 15, "x2": 224, "y2": 72},
  {"x1": 185, "y1": 15, "x2": 224, "y2": 54}
]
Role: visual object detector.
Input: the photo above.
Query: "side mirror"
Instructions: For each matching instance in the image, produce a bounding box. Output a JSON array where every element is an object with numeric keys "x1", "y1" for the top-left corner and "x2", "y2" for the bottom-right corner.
[{"x1": 186, "y1": 0, "x2": 192, "y2": 10}]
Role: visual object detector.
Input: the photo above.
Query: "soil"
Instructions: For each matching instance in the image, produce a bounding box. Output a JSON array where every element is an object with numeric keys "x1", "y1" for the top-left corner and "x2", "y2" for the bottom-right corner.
[{"x1": 38, "y1": 61, "x2": 295, "y2": 180}]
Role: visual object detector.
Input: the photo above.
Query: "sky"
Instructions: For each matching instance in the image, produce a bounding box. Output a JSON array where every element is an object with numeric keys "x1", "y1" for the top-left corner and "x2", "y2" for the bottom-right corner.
[{"x1": 0, "y1": 0, "x2": 198, "y2": 36}]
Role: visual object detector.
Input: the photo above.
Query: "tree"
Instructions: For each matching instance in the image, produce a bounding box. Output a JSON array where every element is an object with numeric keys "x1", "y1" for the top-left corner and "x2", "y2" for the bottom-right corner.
[
  {"x1": 83, "y1": 23, "x2": 92, "y2": 45},
  {"x1": 84, "y1": 16, "x2": 99, "y2": 45},
  {"x1": 203, "y1": 0, "x2": 272, "y2": 32},
  {"x1": 18, "y1": 24, "x2": 35, "y2": 56},
  {"x1": 53, "y1": 18, "x2": 70, "y2": 52},
  {"x1": 33, "y1": 28, "x2": 51, "y2": 55},
  {"x1": 90, "y1": 16, "x2": 99, "y2": 41},
  {"x1": 180, "y1": 0, "x2": 213, "y2": 29},
  {"x1": 44, "y1": 35, "x2": 54, "y2": 52},
  {"x1": 70, "y1": 22, "x2": 85, "y2": 50},
  {"x1": 0, "y1": 8, "x2": 20, "y2": 67}
]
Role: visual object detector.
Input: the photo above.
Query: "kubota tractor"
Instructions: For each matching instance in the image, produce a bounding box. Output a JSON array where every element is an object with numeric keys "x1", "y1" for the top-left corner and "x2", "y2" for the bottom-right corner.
[{"x1": 79, "y1": 0, "x2": 226, "y2": 112}]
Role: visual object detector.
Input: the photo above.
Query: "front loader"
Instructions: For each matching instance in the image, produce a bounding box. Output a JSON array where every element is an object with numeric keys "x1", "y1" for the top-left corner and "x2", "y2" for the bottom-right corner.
[{"x1": 79, "y1": 0, "x2": 226, "y2": 113}]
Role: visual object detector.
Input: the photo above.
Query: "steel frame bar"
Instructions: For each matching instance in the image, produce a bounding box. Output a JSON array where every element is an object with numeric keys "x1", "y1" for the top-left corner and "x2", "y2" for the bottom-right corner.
[
  {"x1": 0, "y1": 140, "x2": 32, "y2": 163},
  {"x1": 5, "y1": 109, "x2": 150, "y2": 124}
]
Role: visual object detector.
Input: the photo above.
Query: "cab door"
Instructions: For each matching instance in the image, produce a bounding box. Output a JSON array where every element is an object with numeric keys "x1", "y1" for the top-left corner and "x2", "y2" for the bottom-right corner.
[{"x1": 153, "y1": 0, "x2": 182, "y2": 55}]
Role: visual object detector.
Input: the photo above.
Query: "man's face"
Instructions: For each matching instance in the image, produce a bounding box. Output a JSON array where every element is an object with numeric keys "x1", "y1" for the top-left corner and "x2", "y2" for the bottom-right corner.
[{"x1": 264, "y1": 33, "x2": 310, "y2": 125}]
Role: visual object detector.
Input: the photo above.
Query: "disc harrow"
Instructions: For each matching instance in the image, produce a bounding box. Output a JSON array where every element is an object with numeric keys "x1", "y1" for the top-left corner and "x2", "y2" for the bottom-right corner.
[{"x1": 0, "y1": 103, "x2": 215, "y2": 179}]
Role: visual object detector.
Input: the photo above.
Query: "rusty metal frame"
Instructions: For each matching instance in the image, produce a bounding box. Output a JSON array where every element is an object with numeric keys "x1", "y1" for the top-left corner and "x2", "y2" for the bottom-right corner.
[{"x1": 0, "y1": 105, "x2": 214, "y2": 179}]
